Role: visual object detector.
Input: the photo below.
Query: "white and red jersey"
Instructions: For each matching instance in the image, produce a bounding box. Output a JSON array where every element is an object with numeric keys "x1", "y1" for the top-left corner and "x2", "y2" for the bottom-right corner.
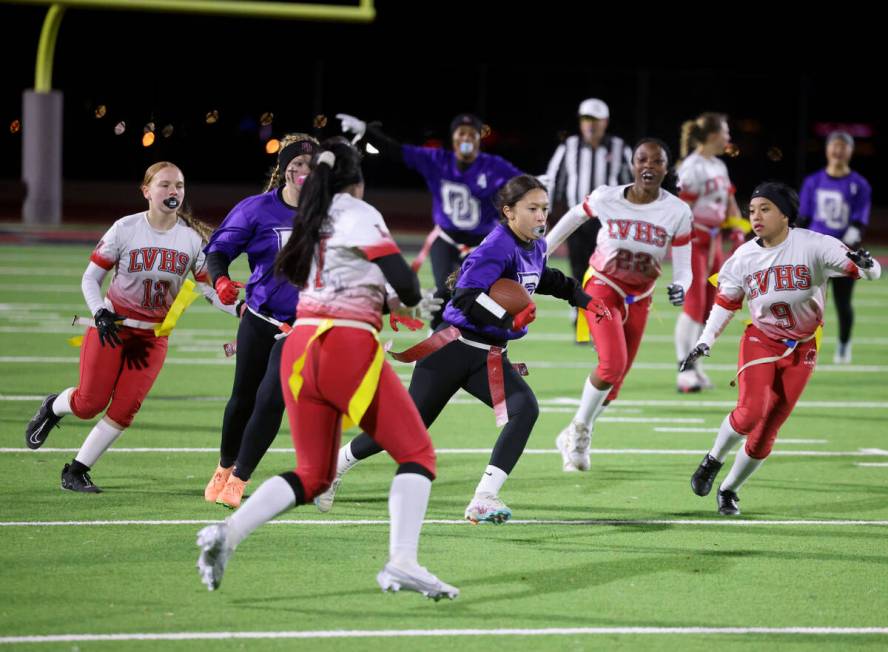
[
  {"x1": 585, "y1": 185, "x2": 692, "y2": 295},
  {"x1": 677, "y1": 152, "x2": 735, "y2": 229},
  {"x1": 296, "y1": 193, "x2": 401, "y2": 330},
  {"x1": 89, "y1": 212, "x2": 209, "y2": 322},
  {"x1": 715, "y1": 229, "x2": 867, "y2": 341}
]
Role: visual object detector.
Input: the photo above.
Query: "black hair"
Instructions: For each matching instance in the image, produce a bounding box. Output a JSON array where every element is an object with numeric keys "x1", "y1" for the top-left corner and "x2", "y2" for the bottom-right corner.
[
  {"x1": 494, "y1": 174, "x2": 547, "y2": 224},
  {"x1": 632, "y1": 138, "x2": 678, "y2": 194}
]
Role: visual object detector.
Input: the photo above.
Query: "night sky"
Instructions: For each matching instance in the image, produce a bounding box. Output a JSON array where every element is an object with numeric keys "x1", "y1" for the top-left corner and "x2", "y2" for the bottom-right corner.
[{"x1": 1, "y1": 2, "x2": 883, "y2": 208}]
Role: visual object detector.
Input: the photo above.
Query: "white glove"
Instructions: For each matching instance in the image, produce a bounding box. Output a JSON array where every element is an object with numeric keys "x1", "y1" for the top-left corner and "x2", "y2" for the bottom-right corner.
[
  {"x1": 842, "y1": 225, "x2": 862, "y2": 247},
  {"x1": 336, "y1": 113, "x2": 366, "y2": 144},
  {"x1": 413, "y1": 291, "x2": 444, "y2": 321}
]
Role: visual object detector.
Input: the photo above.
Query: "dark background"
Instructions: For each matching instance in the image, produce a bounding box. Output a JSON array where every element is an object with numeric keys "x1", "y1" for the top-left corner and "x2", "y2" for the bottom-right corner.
[{"x1": 0, "y1": 1, "x2": 882, "y2": 232}]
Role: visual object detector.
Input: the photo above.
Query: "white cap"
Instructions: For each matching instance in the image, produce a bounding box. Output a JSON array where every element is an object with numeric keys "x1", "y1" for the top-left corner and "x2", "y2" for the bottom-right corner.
[{"x1": 578, "y1": 98, "x2": 609, "y2": 119}]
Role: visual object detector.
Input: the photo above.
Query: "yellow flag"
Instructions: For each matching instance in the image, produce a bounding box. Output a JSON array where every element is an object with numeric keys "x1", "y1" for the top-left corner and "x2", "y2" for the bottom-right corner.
[
  {"x1": 67, "y1": 336, "x2": 84, "y2": 347},
  {"x1": 154, "y1": 279, "x2": 201, "y2": 337}
]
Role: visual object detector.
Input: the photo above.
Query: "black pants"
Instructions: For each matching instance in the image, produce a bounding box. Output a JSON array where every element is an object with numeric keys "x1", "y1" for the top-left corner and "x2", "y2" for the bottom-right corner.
[
  {"x1": 428, "y1": 232, "x2": 484, "y2": 329},
  {"x1": 567, "y1": 219, "x2": 601, "y2": 283},
  {"x1": 219, "y1": 310, "x2": 287, "y2": 478},
  {"x1": 350, "y1": 335, "x2": 539, "y2": 476},
  {"x1": 831, "y1": 276, "x2": 856, "y2": 345}
]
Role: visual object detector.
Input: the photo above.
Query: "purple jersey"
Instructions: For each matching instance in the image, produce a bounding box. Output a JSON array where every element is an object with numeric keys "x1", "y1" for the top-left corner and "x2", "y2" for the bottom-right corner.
[
  {"x1": 799, "y1": 169, "x2": 871, "y2": 239},
  {"x1": 204, "y1": 189, "x2": 299, "y2": 322},
  {"x1": 401, "y1": 145, "x2": 523, "y2": 240},
  {"x1": 442, "y1": 223, "x2": 546, "y2": 342}
]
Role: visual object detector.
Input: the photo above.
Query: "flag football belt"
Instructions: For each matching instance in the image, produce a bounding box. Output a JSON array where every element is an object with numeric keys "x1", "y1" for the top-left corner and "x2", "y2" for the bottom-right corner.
[
  {"x1": 693, "y1": 222, "x2": 723, "y2": 270},
  {"x1": 72, "y1": 315, "x2": 159, "y2": 331},
  {"x1": 388, "y1": 325, "x2": 528, "y2": 428},
  {"x1": 223, "y1": 306, "x2": 295, "y2": 357},
  {"x1": 576, "y1": 267, "x2": 655, "y2": 341},
  {"x1": 730, "y1": 330, "x2": 818, "y2": 387},
  {"x1": 288, "y1": 318, "x2": 383, "y2": 431},
  {"x1": 411, "y1": 226, "x2": 475, "y2": 273}
]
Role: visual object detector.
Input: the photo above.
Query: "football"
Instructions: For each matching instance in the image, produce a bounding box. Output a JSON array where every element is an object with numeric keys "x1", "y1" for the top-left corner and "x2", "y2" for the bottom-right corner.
[{"x1": 488, "y1": 278, "x2": 532, "y2": 315}]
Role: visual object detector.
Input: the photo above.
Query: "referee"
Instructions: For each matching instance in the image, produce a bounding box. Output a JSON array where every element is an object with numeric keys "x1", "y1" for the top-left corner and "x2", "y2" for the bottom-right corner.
[{"x1": 545, "y1": 98, "x2": 633, "y2": 283}]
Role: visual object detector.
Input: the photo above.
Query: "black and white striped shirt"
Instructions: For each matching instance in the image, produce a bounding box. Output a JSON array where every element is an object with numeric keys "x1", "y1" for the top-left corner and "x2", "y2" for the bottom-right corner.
[{"x1": 545, "y1": 134, "x2": 633, "y2": 207}]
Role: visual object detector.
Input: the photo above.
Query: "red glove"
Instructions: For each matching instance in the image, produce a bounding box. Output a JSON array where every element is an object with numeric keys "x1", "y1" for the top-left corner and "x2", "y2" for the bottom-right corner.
[
  {"x1": 511, "y1": 302, "x2": 537, "y2": 331},
  {"x1": 214, "y1": 276, "x2": 244, "y2": 305},
  {"x1": 389, "y1": 313, "x2": 424, "y2": 332},
  {"x1": 584, "y1": 297, "x2": 612, "y2": 323}
]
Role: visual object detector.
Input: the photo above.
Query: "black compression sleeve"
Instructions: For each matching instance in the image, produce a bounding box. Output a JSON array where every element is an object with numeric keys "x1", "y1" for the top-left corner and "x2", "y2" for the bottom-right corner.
[
  {"x1": 373, "y1": 253, "x2": 421, "y2": 306},
  {"x1": 206, "y1": 251, "x2": 232, "y2": 286},
  {"x1": 365, "y1": 122, "x2": 404, "y2": 162},
  {"x1": 536, "y1": 266, "x2": 589, "y2": 307}
]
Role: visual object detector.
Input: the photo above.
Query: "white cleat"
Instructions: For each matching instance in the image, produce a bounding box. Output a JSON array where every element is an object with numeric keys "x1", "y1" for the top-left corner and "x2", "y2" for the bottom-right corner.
[
  {"x1": 677, "y1": 369, "x2": 702, "y2": 393},
  {"x1": 833, "y1": 342, "x2": 852, "y2": 365},
  {"x1": 196, "y1": 523, "x2": 234, "y2": 591},
  {"x1": 464, "y1": 492, "x2": 512, "y2": 525},
  {"x1": 377, "y1": 561, "x2": 459, "y2": 601},
  {"x1": 556, "y1": 420, "x2": 591, "y2": 472},
  {"x1": 314, "y1": 476, "x2": 342, "y2": 513}
]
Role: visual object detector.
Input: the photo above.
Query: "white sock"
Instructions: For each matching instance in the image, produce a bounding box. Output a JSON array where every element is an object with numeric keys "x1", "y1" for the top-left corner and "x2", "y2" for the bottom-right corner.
[
  {"x1": 226, "y1": 475, "x2": 297, "y2": 548},
  {"x1": 675, "y1": 312, "x2": 703, "y2": 362},
  {"x1": 337, "y1": 442, "x2": 360, "y2": 475},
  {"x1": 52, "y1": 388, "x2": 74, "y2": 417},
  {"x1": 720, "y1": 447, "x2": 764, "y2": 493},
  {"x1": 709, "y1": 415, "x2": 743, "y2": 463},
  {"x1": 474, "y1": 465, "x2": 508, "y2": 496},
  {"x1": 592, "y1": 402, "x2": 608, "y2": 422},
  {"x1": 388, "y1": 473, "x2": 431, "y2": 567},
  {"x1": 573, "y1": 378, "x2": 610, "y2": 429},
  {"x1": 74, "y1": 419, "x2": 123, "y2": 468}
]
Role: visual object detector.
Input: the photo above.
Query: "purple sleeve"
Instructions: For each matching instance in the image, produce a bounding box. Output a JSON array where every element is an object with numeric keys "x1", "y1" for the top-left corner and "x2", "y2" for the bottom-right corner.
[
  {"x1": 799, "y1": 174, "x2": 815, "y2": 220},
  {"x1": 401, "y1": 145, "x2": 442, "y2": 179},
  {"x1": 851, "y1": 175, "x2": 872, "y2": 227},
  {"x1": 204, "y1": 199, "x2": 255, "y2": 258},
  {"x1": 456, "y1": 243, "x2": 508, "y2": 290}
]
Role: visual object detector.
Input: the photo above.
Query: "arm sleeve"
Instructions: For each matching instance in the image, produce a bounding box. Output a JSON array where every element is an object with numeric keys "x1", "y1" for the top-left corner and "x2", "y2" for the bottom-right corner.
[
  {"x1": 373, "y1": 253, "x2": 422, "y2": 307},
  {"x1": 850, "y1": 176, "x2": 872, "y2": 229},
  {"x1": 545, "y1": 202, "x2": 591, "y2": 253},
  {"x1": 797, "y1": 175, "x2": 815, "y2": 228},
  {"x1": 364, "y1": 122, "x2": 404, "y2": 161},
  {"x1": 206, "y1": 251, "x2": 232, "y2": 285},
  {"x1": 536, "y1": 265, "x2": 591, "y2": 307},
  {"x1": 81, "y1": 262, "x2": 108, "y2": 316},
  {"x1": 697, "y1": 304, "x2": 736, "y2": 349},
  {"x1": 198, "y1": 281, "x2": 239, "y2": 317}
]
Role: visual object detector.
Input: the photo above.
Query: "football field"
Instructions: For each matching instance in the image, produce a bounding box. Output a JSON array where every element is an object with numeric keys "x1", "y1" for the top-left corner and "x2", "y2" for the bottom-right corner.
[{"x1": 1, "y1": 243, "x2": 886, "y2": 651}]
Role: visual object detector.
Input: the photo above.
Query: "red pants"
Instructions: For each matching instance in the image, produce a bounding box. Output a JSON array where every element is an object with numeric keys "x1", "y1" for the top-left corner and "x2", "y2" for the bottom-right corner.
[
  {"x1": 729, "y1": 325, "x2": 817, "y2": 459},
  {"x1": 584, "y1": 278, "x2": 652, "y2": 402},
  {"x1": 279, "y1": 324, "x2": 436, "y2": 501},
  {"x1": 70, "y1": 327, "x2": 168, "y2": 428},
  {"x1": 683, "y1": 229, "x2": 725, "y2": 323}
]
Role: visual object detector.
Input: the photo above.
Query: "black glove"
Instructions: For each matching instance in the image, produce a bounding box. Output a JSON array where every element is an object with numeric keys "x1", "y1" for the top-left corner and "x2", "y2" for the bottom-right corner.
[
  {"x1": 94, "y1": 308, "x2": 124, "y2": 348},
  {"x1": 846, "y1": 248, "x2": 874, "y2": 270},
  {"x1": 679, "y1": 343, "x2": 710, "y2": 372},
  {"x1": 667, "y1": 283, "x2": 685, "y2": 306}
]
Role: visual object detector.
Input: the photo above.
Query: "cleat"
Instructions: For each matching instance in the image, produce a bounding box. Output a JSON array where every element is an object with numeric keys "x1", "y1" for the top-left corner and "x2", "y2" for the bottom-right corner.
[
  {"x1": 60, "y1": 463, "x2": 102, "y2": 493},
  {"x1": 376, "y1": 561, "x2": 459, "y2": 601},
  {"x1": 314, "y1": 476, "x2": 342, "y2": 513},
  {"x1": 556, "y1": 420, "x2": 591, "y2": 472},
  {"x1": 196, "y1": 523, "x2": 233, "y2": 591},
  {"x1": 216, "y1": 475, "x2": 248, "y2": 509},
  {"x1": 25, "y1": 394, "x2": 62, "y2": 450},
  {"x1": 717, "y1": 489, "x2": 741, "y2": 516},
  {"x1": 690, "y1": 454, "x2": 723, "y2": 496},
  {"x1": 464, "y1": 492, "x2": 512, "y2": 525},
  {"x1": 204, "y1": 464, "x2": 233, "y2": 502},
  {"x1": 695, "y1": 366, "x2": 714, "y2": 390},
  {"x1": 677, "y1": 369, "x2": 702, "y2": 393}
]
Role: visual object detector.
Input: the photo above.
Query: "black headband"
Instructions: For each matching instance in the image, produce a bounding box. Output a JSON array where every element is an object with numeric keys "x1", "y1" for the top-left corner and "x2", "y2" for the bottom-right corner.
[
  {"x1": 278, "y1": 139, "x2": 319, "y2": 175},
  {"x1": 751, "y1": 182, "x2": 798, "y2": 223}
]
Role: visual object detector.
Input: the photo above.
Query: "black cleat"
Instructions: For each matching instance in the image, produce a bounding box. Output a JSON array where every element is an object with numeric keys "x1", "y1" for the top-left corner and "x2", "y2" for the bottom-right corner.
[
  {"x1": 717, "y1": 489, "x2": 740, "y2": 516},
  {"x1": 691, "y1": 454, "x2": 723, "y2": 496},
  {"x1": 25, "y1": 394, "x2": 62, "y2": 450},
  {"x1": 61, "y1": 463, "x2": 102, "y2": 493}
]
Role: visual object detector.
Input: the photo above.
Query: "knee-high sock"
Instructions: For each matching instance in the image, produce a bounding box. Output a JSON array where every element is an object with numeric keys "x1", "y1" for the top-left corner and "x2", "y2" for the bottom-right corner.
[
  {"x1": 388, "y1": 473, "x2": 431, "y2": 567},
  {"x1": 720, "y1": 447, "x2": 764, "y2": 493},
  {"x1": 225, "y1": 475, "x2": 297, "y2": 548},
  {"x1": 710, "y1": 414, "x2": 743, "y2": 463},
  {"x1": 75, "y1": 419, "x2": 123, "y2": 467},
  {"x1": 52, "y1": 388, "x2": 74, "y2": 417},
  {"x1": 675, "y1": 312, "x2": 703, "y2": 362},
  {"x1": 573, "y1": 378, "x2": 609, "y2": 429}
]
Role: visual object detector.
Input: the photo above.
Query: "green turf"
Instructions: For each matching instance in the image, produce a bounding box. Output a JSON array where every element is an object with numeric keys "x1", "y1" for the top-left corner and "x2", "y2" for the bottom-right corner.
[{"x1": 1, "y1": 243, "x2": 887, "y2": 651}]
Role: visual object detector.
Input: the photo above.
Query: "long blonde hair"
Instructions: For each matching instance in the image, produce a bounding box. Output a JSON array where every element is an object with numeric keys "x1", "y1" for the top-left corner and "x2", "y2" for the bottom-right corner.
[
  {"x1": 679, "y1": 112, "x2": 727, "y2": 160},
  {"x1": 141, "y1": 161, "x2": 214, "y2": 243},
  {"x1": 264, "y1": 132, "x2": 321, "y2": 191}
]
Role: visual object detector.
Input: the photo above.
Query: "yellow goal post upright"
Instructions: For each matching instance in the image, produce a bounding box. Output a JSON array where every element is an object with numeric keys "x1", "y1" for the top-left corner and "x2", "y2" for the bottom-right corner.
[{"x1": 1, "y1": 0, "x2": 376, "y2": 225}]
